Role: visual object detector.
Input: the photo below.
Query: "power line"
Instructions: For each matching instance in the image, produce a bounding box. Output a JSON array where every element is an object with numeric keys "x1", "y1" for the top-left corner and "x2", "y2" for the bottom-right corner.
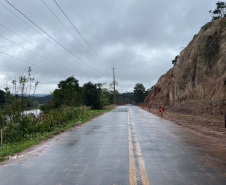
[
  {"x1": 5, "y1": 0, "x2": 107, "y2": 76},
  {"x1": 0, "y1": 23, "x2": 83, "y2": 73},
  {"x1": 0, "y1": 51, "x2": 65, "y2": 77},
  {"x1": 42, "y1": 0, "x2": 111, "y2": 68},
  {"x1": 0, "y1": 34, "x2": 83, "y2": 75},
  {"x1": 0, "y1": 2, "x2": 73, "y2": 59},
  {"x1": 0, "y1": 2, "x2": 98, "y2": 77},
  {"x1": 53, "y1": 0, "x2": 111, "y2": 67}
]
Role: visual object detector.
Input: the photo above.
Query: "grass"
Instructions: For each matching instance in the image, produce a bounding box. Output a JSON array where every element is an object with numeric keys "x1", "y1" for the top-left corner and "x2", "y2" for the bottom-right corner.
[
  {"x1": 0, "y1": 107, "x2": 113, "y2": 162},
  {"x1": 220, "y1": 21, "x2": 226, "y2": 28},
  {"x1": 201, "y1": 22, "x2": 211, "y2": 31}
]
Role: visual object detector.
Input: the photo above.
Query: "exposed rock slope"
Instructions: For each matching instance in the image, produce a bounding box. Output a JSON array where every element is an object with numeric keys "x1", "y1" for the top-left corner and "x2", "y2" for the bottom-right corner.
[{"x1": 144, "y1": 17, "x2": 226, "y2": 115}]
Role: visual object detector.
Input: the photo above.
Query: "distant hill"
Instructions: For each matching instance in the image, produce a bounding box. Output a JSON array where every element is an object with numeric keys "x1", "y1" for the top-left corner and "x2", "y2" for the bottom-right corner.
[
  {"x1": 31, "y1": 94, "x2": 49, "y2": 97},
  {"x1": 27, "y1": 94, "x2": 53, "y2": 104},
  {"x1": 117, "y1": 92, "x2": 134, "y2": 103},
  {"x1": 18, "y1": 94, "x2": 49, "y2": 97}
]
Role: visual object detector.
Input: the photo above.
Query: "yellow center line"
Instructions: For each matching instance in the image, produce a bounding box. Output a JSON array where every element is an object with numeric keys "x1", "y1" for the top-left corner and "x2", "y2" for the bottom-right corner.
[
  {"x1": 128, "y1": 112, "x2": 137, "y2": 185},
  {"x1": 134, "y1": 134, "x2": 150, "y2": 185},
  {"x1": 128, "y1": 111, "x2": 150, "y2": 185}
]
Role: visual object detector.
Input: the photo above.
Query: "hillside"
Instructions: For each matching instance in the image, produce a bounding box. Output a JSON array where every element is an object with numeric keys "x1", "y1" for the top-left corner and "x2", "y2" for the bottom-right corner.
[
  {"x1": 27, "y1": 94, "x2": 53, "y2": 104},
  {"x1": 144, "y1": 17, "x2": 226, "y2": 115}
]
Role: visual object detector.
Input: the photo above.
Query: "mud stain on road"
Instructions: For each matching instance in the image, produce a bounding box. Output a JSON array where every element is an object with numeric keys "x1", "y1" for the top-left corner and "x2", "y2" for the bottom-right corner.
[
  {"x1": 141, "y1": 107, "x2": 226, "y2": 147},
  {"x1": 173, "y1": 129, "x2": 226, "y2": 176}
]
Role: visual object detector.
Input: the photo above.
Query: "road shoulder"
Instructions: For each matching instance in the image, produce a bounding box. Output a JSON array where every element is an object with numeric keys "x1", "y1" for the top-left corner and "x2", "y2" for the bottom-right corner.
[{"x1": 139, "y1": 106, "x2": 226, "y2": 147}]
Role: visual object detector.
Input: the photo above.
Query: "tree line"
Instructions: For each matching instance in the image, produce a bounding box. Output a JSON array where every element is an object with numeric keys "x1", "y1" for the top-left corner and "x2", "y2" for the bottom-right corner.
[
  {"x1": 0, "y1": 67, "x2": 116, "y2": 145},
  {"x1": 39, "y1": 76, "x2": 117, "y2": 113},
  {"x1": 0, "y1": 66, "x2": 153, "y2": 117}
]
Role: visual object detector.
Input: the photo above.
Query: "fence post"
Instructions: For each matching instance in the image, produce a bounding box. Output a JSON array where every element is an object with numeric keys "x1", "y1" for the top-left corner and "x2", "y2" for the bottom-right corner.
[{"x1": 1, "y1": 129, "x2": 2, "y2": 151}]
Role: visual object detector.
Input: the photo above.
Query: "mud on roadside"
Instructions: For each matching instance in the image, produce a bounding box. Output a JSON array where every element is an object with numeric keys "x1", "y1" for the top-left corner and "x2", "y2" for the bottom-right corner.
[{"x1": 140, "y1": 106, "x2": 226, "y2": 147}]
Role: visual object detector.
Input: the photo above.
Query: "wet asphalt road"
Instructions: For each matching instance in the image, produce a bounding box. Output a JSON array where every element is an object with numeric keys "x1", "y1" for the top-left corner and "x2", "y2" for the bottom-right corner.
[{"x1": 1, "y1": 105, "x2": 226, "y2": 185}]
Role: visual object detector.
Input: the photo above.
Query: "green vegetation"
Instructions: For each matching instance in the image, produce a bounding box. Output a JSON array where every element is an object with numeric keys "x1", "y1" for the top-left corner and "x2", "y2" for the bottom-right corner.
[
  {"x1": 116, "y1": 92, "x2": 134, "y2": 104},
  {"x1": 220, "y1": 20, "x2": 226, "y2": 27},
  {"x1": 0, "y1": 67, "x2": 39, "y2": 129},
  {"x1": 197, "y1": 45, "x2": 205, "y2": 57},
  {"x1": 172, "y1": 55, "x2": 179, "y2": 66},
  {"x1": 205, "y1": 39, "x2": 219, "y2": 59},
  {"x1": 0, "y1": 90, "x2": 6, "y2": 106},
  {"x1": 182, "y1": 67, "x2": 191, "y2": 79},
  {"x1": 1, "y1": 90, "x2": 39, "y2": 109},
  {"x1": 201, "y1": 22, "x2": 212, "y2": 31},
  {"x1": 39, "y1": 77, "x2": 115, "y2": 113},
  {"x1": 197, "y1": 31, "x2": 220, "y2": 67},
  {"x1": 209, "y1": 1, "x2": 226, "y2": 21},
  {"x1": 133, "y1": 83, "x2": 151, "y2": 103},
  {"x1": 83, "y1": 81, "x2": 103, "y2": 110},
  {"x1": 53, "y1": 76, "x2": 83, "y2": 109},
  {"x1": 0, "y1": 107, "x2": 112, "y2": 162},
  {"x1": 2, "y1": 106, "x2": 85, "y2": 143},
  {"x1": 27, "y1": 94, "x2": 53, "y2": 104},
  {"x1": 0, "y1": 67, "x2": 117, "y2": 161}
]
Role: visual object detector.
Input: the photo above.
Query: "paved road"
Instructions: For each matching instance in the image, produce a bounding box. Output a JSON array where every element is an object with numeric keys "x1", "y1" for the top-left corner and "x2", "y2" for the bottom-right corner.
[{"x1": 1, "y1": 105, "x2": 226, "y2": 185}]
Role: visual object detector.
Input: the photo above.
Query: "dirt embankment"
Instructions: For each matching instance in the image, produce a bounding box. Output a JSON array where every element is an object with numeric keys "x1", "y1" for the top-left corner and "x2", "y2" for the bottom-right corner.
[
  {"x1": 140, "y1": 106, "x2": 226, "y2": 146},
  {"x1": 144, "y1": 17, "x2": 226, "y2": 115}
]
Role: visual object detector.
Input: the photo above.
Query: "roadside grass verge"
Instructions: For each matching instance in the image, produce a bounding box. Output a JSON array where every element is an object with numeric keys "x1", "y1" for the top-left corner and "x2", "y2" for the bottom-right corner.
[{"x1": 0, "y1": 108, "x2": 113, "y2": 162}]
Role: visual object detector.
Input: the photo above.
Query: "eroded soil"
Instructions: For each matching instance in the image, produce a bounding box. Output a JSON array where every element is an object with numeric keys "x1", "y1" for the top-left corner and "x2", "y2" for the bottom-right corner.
[{"x1": 141, "y1": 106, "x2": 226, "y2": 147}]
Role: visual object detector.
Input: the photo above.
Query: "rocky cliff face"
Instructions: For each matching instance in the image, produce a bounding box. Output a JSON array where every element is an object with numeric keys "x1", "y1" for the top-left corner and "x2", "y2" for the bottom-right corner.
[{"x1": 144, "y1": 17, "x2": 226, "y2": 115}]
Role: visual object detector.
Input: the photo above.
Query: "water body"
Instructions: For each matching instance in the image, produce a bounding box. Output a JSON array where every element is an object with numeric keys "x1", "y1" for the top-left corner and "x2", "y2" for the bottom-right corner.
[{"x1": 23, "y1": 109, "x2": 41, "y2": 116}]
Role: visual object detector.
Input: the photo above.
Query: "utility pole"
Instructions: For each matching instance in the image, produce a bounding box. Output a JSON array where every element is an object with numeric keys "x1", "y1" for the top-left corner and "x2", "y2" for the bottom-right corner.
[{"x1": 112, "y1": 67, "x2": 116, "y2": 104}]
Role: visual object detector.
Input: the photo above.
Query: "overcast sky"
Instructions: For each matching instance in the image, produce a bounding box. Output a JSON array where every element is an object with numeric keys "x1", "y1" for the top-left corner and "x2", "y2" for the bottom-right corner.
[{"x1": 0, "y1": 0, "x2": 216, "y2": 94}]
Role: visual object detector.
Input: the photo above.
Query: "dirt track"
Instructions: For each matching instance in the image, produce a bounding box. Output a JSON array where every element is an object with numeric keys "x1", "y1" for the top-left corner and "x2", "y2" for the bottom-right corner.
[{"x1": 141, "y1": 106, "x2": 226, "y2": 147}]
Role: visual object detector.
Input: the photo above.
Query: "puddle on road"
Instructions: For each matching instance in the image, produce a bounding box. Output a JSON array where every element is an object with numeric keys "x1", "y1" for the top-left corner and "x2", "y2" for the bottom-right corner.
[{"x1": 66, "y1": 140, "x2": 78, "y2": 147}]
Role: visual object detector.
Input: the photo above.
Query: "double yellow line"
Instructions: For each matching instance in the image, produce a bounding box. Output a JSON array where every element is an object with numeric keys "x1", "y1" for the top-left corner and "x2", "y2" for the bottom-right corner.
[{"x1": 128, "y1": 112, "x2": 150, "y2": 185}]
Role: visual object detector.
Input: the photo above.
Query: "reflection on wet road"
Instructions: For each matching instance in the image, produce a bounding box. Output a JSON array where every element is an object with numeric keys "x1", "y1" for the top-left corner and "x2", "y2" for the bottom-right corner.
[{"x1": 1, "y1": 105, "x2": 226, "y2": 185}]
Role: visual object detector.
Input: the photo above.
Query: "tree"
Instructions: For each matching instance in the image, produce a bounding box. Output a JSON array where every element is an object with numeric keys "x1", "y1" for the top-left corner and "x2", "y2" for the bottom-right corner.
[
  {"x1": 101, "y1": 89, "x2": 112, "y2": 106},
  {"x1": 172, "y1": 55, "x2": 179, "y2": 66},
  {"x1": 133, "y1": 83, "x2": 146, "y2": 103},
  {"x1": 83, "y1": 82, "x2": 103, "y2": 110},
  {"x1": 27, "y1": 94, "x2": 53, "y2": 104},
  {"x1": 109, "y1": 81, "x2": 118, "y2": 90},
  {"x1": 116, "y1": 91, "x2": 134, "y2": 104},
  {"x1": 52, "y1": 76, "x2": 83, "y2": 108},
  {"x1": 39, "y1": 100, "x2": 54, "y2": 114},
  {"x1": 209, "y1": 1, "x2": 226, "y2": 21},
  {"x1": 0, "y1": 90, "x2": 5, "y2": 106},
  {"x1": 92, "y1": 82, "x2": 113, "y2": 106},
  {"x1": 0, "y1": 67, "x2": 39, "y2": 127}
]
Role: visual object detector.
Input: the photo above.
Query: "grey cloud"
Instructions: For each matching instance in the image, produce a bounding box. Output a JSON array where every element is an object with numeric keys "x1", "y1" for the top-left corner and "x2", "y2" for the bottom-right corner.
[{"x1": 0, "y1": 0, "x2": 217, "y2": 94}]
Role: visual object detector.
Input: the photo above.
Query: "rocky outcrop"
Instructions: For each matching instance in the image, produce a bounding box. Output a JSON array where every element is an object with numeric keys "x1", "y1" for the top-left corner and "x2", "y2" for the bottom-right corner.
[{"x1": 144, "y1": 17, "x2": 226, "y2": 115}]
